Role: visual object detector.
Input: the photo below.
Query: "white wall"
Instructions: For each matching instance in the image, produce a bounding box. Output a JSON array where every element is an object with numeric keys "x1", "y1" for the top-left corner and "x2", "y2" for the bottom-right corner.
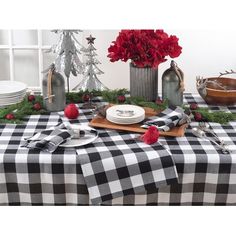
[
  {"x1": 83, "y1": 29, "x2": 236, "y2": 94},
  {"x1": 1, "y1": 29, "x2": 236, "y2": 94}
]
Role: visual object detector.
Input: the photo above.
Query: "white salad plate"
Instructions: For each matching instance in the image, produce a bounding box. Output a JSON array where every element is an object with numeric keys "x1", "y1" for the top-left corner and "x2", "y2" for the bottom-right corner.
[{"x1": 59, "y1": 124, "x2": 98, "y2": 148}]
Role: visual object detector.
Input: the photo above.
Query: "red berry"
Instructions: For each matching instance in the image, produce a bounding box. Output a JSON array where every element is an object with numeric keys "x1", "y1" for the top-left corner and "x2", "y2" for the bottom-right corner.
[
  {"x1": 194, "y1": 112, "x2": 203, "y2": 122},
  {"x1": 5, "y1": 113, "x2": 15, "y2": 120},
  {"x1": 155, "y1": 98, "x2": 163, "y2": 105},
  {"x1": 82, "y1": 94, "x2": 90, "y2": 102},
  {"x1": 33, "y1": 102, "x2": 42, "y2": 111},
  {"x1": 190, "y1": 103, "x2": 198, "y2": 110},
  {"x1": 117, "y1": 95, "x2": 126, "y2": 103},
  {"x1": 64, "y1": 104, "x2": 79, "y2": 119},
  {"x1": 28, "y1": 95, "x2": 35, "y2": 102}
]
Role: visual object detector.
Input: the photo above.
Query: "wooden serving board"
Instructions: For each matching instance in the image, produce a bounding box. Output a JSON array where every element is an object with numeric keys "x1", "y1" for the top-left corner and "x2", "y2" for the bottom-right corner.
[{"x1": 89, "y1": 106, "x2": 188, "y2": 137}]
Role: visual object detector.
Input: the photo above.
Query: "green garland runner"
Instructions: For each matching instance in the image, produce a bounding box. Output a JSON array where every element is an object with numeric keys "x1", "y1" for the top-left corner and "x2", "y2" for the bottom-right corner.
[
  {"x1": 66, "y1": 88, "x2": 129, "y2": 104},
  {"x1": 0, "y1": 89, "x2": 235, "y2": 124},
  {"x1": 0, "y1": 96, "x2": 47, "y2": 124},
  {"x1": 191, "y1": 107, "x2": 236, "y2": 124},
  {"x1": 124, "y1": 96, "x2": 168, "y2": 111}
]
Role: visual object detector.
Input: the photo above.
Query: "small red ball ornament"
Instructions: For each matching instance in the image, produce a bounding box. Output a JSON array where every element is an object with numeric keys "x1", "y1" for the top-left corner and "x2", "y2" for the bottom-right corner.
[
  {"x1": 5, "y1": 113, "x2": 15, "y2": 120},
  {"x1": 117, "y1": 95, "x2": 126, "y2": 103},
  {"x1": 190, "y1": 103, "x2": 198, "y2": 110},
  {"x1": 33, "y1": 102, "x2": 42, "y2": 111},
  {"x1": 28, "y1": 95, "x2": 36, "y2": 102},
  {"x1": 82, "y1": 94, "x2": 90, "y2": 102},
  {"x1": 194, "y1": 112, "x2": 203, "y2": 122},
  {"x1": 155, "y1": 98, "x2": 163, "y2": 105},
  {"x1": 64, "y1": 104, "x2": 79, "y2": 119}
]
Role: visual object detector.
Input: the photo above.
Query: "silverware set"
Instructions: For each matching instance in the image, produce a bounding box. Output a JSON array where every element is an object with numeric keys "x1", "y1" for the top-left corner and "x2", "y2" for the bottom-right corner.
[{"x1": 192, "y1": 122, "x2": 231, "y2": 154}]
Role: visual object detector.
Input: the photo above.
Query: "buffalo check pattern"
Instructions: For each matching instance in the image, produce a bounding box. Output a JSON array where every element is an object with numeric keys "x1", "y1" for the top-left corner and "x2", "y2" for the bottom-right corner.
[
  {"x1": 60, "y1": 107, "x2": 178, "y2": 204},
  {"x1": 141, "y1": 105, "x2": 185, "y2": 131},
  {"x1": 0, "y1": 94, "x2": 236, "y2": 205},
  {"x1": 77, "y1": 137, "x2": 177, "y2": 204}
]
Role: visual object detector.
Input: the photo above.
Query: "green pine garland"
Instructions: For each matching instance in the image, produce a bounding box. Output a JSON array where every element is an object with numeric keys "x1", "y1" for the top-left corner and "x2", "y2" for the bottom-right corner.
[
  {"x1": 0, "y1": 96, "x2": 47, "y2": 124},
  {"x1": 192, "y1": 107, "x2": 236, "y2": 124},
  {"x1": 124, "y1": 96, "x2": 168, "y2": 111},
  {"x1": 100, "y1": 89, "x2": 168, "y2": 110},
  {"x1": 0, "y1": 89, "x2": 235, "y2": 125},
  {"x1": 66, "y1": 89, "x2": 106, "y2": 103}
]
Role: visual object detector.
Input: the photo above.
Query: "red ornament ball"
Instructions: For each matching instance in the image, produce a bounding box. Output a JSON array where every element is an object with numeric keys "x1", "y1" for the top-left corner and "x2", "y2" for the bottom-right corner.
[
  {"x1": 194, "y1": 112, "x2": 203, "y2": 122},
  {"x1": 155, "y1": 98, "x2": 163, "y2": 105},
  {"x1": 82, "y1": 94, "x2": 90, "y2": 102},
  {"x1": 117, "y1": 95, "x2": 126, "y2": 103},
  {"x1": 33, "y1": 102, "x2": 42, "y2": 111},
  {"x1": 64, "y1": 104, "x2": 79, "y2": 119},
  {"x1": 5, "y1": 113, "x2": 15, "y2": 120},
  {"x1": 190, "y1": 103, "x2": 198, "y2": 110},
  {"x1": 28, "y1": 95, "x2": 36, "y2": 102}
]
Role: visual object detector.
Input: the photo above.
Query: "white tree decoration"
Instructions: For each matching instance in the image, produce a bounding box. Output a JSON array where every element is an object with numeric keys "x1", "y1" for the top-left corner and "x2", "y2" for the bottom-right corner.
[
  {"x1": 73, "y1": 35, "x2": 108, "y2": 91},
  {"x1": 48, "y1": 30, "x2": 85, "y2": 92}
]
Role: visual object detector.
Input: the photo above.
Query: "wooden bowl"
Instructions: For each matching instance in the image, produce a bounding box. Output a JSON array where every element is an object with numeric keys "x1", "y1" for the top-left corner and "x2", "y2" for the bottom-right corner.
[{"x1": 197, "y1": 77, "x2": 236, "y2": 105}]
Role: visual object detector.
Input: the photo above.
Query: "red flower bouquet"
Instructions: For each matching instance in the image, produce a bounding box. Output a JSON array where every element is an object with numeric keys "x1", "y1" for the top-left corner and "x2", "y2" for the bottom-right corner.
[{"x1": 108, "y1": 30, "x2": 182, "y2": 68}]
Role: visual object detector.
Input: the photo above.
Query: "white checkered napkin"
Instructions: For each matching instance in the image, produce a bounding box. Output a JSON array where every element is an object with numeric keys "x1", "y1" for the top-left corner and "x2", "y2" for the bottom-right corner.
[
  {"x1": 141, "y1": 106, "x2": 185, "y2": 132},
  {"x1": 77, "y1": 142, "x2": 178, "y2": 205},
  {"x1": 22, "y1": 123, "x2": 74, "y2": 153}
]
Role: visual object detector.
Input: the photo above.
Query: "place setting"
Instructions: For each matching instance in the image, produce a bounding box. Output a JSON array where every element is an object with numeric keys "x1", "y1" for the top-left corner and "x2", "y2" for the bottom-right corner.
[{"x1": 0, "y1": 29, "x2": 236, "y2": 207}]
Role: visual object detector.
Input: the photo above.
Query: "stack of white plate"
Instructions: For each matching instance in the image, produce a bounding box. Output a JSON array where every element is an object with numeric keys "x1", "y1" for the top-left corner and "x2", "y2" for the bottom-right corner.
[
  {"x1": 0, "y1": 81, "x2": 27, "y2": 107},
  {"x1": 106, "y1": 104, "x2": 145, "y2": 125}
]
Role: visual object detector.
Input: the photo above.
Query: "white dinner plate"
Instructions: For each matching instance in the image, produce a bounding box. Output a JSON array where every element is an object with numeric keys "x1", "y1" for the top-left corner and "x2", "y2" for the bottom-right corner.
[
  {"x1": 59, "y1": 125, "x2": 98, "y2": 148},
  {"x1": 106, "y1": 104, "x2": 145, "y2": 119},
  {"x1": 0, "y1": 90, "x2": 26, "y2": 99},
  {"x1": 0, "y1": 95, "x2": 25, "y2": 103},
  {"x1": 0, "y1": 81, "x2": 27, "y2": 96},
  {"x1": 106, "y1": 104, "x2": 145, "y2": 125},
  {"x1": 106, "y1": 116, "x2": 145, "y2": 125},
  {"x1": 106, "y1": 114, "x2": 145, "y2": 124},
  {"x1": 0, "y1": 98, "x2": 25, "y2": 107}
]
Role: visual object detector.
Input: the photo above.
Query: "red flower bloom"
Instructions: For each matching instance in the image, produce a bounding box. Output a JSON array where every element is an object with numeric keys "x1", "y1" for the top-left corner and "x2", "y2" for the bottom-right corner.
[
  {"x1": 107, "y1": 30, "x2": 182, "y2": 68},
  {"x1": 140, "y1": 126, "x2": 160, "y2": 145}
]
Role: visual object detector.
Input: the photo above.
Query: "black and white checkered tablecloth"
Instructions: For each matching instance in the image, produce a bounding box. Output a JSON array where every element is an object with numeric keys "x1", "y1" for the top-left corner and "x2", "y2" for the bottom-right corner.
[{"x1": 0, "y1": 93, "x2": 236, "y2": 205}]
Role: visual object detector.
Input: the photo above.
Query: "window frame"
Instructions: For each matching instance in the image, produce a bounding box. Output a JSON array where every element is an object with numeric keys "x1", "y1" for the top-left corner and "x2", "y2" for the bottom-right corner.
[{"x1": 0, "y1": 30, "x2": 51, "y2": 92}]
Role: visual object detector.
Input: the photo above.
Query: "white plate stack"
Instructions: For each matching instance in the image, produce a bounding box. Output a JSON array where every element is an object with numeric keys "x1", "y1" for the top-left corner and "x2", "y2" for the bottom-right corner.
[
  {"x1": 106, "y1": 104, "x2": 145, "y2": 125},
  {"x1": 0, "y1": 81, "x2": 27, "y2": 107}
]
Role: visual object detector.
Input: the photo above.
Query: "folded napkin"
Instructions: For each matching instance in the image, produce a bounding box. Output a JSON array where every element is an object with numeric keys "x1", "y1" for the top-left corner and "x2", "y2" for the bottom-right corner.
[
  {"x1": 141, "y1": 105, "x2": 188, "y2": 132},
  {"x1": 22, "y1": 123, "x2": 74, "y2": 153}
]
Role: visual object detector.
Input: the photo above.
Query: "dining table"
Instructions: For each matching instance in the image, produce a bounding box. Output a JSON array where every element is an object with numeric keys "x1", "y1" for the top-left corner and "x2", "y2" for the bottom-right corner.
[{"x1": 0, "y1": 93, "x2": 235, "y2": 205}]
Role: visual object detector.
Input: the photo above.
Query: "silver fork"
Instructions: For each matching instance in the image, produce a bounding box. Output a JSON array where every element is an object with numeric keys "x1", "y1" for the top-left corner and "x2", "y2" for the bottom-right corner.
[
  {"x1": 192, "y1": 127, "x2": 231, "y2": 154},
  {"x1": 198, "y1": 122, "x2": 223, "y2": 143}
]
